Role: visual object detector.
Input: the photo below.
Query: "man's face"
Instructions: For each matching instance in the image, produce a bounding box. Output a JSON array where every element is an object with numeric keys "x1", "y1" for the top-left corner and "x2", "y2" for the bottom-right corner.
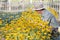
[{"x1": 36, "y1": 10, "x2": 43, "y2": 14}]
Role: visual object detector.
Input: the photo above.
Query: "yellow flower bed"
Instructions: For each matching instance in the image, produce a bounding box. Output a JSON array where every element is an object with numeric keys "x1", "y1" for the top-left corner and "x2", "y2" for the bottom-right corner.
[{"x1": 0, "y1": 9, "x2": 52, "y2": 40}]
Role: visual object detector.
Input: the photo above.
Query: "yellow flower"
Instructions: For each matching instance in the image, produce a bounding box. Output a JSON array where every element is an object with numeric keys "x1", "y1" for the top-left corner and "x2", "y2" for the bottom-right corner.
[
  {"x1": 0, "y1": 9, "x2": 52, "y2": 40},
  {"x1": 48, "y1": 34, "x2": 51, "y2": 36},
  {"x1": 0, "y1": 19, "x2": 2, "y2": 24},
  {"x1": 42, "y1": 36, "x2": 46, "y2": 39},
  {"x1": 44, "y1": 32, "x2": 47, "y2": 35}
]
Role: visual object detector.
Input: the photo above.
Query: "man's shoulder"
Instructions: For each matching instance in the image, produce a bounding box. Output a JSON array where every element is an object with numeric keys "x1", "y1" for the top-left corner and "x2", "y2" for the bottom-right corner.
[{"x1": 42, "y1": 10, "x2": 53, "y2": 17}]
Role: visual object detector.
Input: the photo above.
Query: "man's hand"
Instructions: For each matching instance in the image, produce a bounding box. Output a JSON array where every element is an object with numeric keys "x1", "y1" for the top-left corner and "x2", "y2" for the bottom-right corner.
[{"x1": 51, "y1": 27, "x2": 59, "y2": 37}]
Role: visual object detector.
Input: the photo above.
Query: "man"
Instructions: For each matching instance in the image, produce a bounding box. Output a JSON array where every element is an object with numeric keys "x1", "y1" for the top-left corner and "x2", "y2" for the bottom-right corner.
[{"x1": 33, "y1": 3, "x2": 60, "y2": 40}]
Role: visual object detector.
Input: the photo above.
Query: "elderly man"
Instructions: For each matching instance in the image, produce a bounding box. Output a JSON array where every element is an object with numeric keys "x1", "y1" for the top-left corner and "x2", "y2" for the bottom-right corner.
[
  {"x1": 33, "y1": 3, "x2": 60, "y2": 40},
  {"x1": 35, "y1": 8, "x2": 60, "y2": 40},
  {"x1": 31, "y1": 2, "x2": 60, "y2": 40}
]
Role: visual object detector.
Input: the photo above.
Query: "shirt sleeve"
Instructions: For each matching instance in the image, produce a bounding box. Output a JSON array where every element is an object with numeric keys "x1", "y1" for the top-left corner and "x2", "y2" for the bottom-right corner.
[
  {"x1": 42, "y1": 10, "x2": 60, "y2": 28},
  {"x1": 49, "y1": 14, "x2": 60, "y2": 28}
]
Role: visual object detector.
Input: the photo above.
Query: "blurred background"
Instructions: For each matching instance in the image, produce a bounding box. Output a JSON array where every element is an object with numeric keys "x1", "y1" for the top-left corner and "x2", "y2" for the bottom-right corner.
[{"x1": 0, "y1": 0, "x2": 60, "y2": 22}]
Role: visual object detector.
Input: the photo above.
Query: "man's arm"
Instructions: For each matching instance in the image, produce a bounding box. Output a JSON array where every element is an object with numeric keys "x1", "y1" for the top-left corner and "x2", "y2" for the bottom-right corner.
[
  {"x1": 43, "y1": 10, "x2": 60, "y2": 33},
  {"x1": 50, "y1": 16, "x2": 60, "y2": 33}
]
